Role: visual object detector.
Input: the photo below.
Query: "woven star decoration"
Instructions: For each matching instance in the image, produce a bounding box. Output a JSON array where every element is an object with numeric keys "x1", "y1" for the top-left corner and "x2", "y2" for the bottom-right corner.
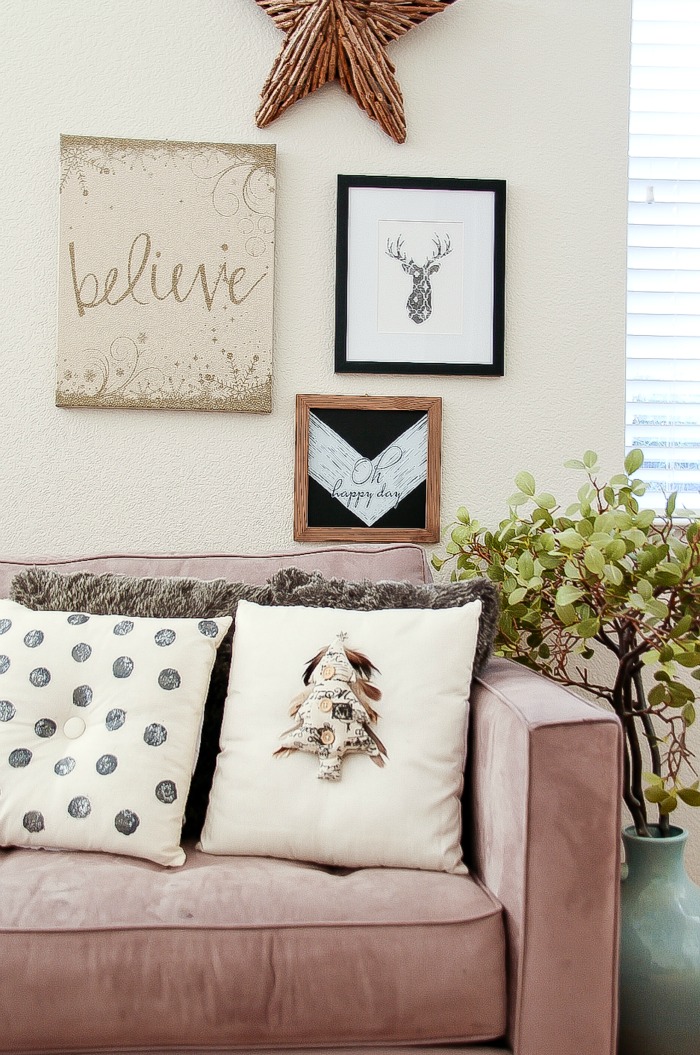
[{"x1": 254, "y1": 0, "x2": 458, "y2": 144}]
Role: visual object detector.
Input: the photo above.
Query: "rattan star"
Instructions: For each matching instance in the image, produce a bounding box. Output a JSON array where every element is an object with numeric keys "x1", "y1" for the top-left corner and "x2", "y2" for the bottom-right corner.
[{"x1": 254, "y1": 0, "x2": 457, "y2": 143}]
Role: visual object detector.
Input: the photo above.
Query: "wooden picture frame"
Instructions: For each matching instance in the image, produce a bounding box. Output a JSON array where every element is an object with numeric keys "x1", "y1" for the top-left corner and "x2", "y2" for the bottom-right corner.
[
  {"x1": 335, "y1": 174, "x2": 506, "y2": 376},
  {"x1": 294, "y1": 394, "x2": 442, "y2": 543}
]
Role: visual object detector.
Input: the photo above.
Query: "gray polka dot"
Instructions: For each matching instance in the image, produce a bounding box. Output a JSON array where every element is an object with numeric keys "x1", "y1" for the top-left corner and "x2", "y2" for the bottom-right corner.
[
  {"x1": 112, "y1": 656, "x2": 134, "y2": 679},
  {"x1": 9, "y1": 748, "x2": 31, "y2": 767},
  {"x1": 198, "y1": 619, "x2": 219, "y2": 638},
  {"x1": 71, "y1": 643, "x2": 92, "y2": 663},
  {"x1": 114, "y1": 809, "x2": 140, "y2": 835},
  {"x1": 105, "y1": 708, "x2": 126, "y2": 731},
  {"x1": 29, "y1": 667, "x2": 50, "y2": 687},
  {"x1": 23, "y1": 811, "x2": 44, "y2": 833},
  {"x1": 54, "y1": 757, "x2": 76, "y2": 776},
  {"x1": 155, "y1": 629, "x2": 176, "y2": 646},
  {"x1": 144, "y1": 723, "x2": 167, "y2": 747},
  {"x1": 73, "y1": 685, "x2": 93, "y2": 708},
  {"x1": 158, "y1": 668, "x2": 181, "y2": 691},
  {"x1": 0, "y1": 619, "x2": 12, "y2": 635},
  {"x1": 96, "y1": 754, "x2": 118, "y2": 775},
  {"x1": 23, "y1": 630, "x2": 44, "y2": 648},
  {"x1": 68, "y1": 796, "x2": 91, "y2": 819},
  {"x1": 113, "y1": 620, "x2": 134, "y2": 636},
  {"x1": 67, "y1": 614, "x2": 89, "y2": 625},
  {"x1": 34, "y1": 718, "x2": 57, "y2": 738},
  {"x1": 0, "y1": 700, "x2": 15, "y2": 722},
  {"x1": 0, "y1": 656, "x2": 10, "y2": 675},
  {"x1": 155, "y1": 779, "x2": 177, "y2": 804}
]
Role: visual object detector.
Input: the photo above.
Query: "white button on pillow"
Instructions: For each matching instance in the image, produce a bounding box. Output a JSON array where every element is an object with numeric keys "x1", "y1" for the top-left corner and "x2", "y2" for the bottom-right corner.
[
  {"x1": 200, "y1": 600, "x2": 482, "y2": 873},
  {"x1": 0, "y1": 600, "x2": 231, "y2": 866}
]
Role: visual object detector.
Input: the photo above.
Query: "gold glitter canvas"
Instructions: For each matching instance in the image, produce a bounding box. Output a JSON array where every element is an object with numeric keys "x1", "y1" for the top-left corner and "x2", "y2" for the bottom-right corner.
[{"x1": 57, "y1": 135, "x2": 275, "y2": 412}]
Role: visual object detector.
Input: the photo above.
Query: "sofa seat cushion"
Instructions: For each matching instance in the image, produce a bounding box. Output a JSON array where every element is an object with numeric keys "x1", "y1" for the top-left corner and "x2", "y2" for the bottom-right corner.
[{"x1": 0, "y1": 845, "x2": 506, "y2": 1053}]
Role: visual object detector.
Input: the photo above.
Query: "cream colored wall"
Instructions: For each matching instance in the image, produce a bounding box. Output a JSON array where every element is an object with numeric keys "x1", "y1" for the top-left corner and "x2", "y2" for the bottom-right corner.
[
  {"x1": 11, "y1": 1, "x2": 697, "y2": 878},
  {"x1": 1, "y1": 0, "x2": 630, "y2": 552}
]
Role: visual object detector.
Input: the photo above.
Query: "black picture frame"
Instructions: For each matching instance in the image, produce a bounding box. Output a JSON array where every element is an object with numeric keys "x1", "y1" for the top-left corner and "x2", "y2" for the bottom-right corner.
[{"x1": 335, "y1": 175, "x2": 506, "y2": 376}]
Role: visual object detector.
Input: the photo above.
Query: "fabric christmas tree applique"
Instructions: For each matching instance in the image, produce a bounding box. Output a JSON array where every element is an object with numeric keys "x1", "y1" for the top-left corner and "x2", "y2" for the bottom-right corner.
[{"x1": 274, "y1": 633, "x2": 387, "y2": 780}]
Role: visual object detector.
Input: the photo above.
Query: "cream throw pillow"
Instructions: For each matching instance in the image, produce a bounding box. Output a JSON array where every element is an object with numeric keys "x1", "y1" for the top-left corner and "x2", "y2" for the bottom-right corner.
[
  {"x1": 0, "y1": 600, "x2": 231, "y2": 866},
  {"x1": 200, "y1": 600, "x2": 482, "y2": 872}
]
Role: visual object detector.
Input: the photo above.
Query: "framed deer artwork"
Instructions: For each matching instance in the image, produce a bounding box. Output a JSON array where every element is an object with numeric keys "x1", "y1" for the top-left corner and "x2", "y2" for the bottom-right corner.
[
  {"x1": 293, "y1": 394, "x2": 441, "y2": 543},
  {"x1": 334, "y1": 175, "x2": 506, "y2": 376}
]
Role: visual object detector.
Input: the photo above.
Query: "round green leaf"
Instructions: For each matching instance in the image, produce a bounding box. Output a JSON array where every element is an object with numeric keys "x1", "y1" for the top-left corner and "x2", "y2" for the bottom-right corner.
[
  {"x1": 451, "y1": 525, "x2": 470, "y2": 546},
  {"x1": 637, "y1": 578, "x2": 653, "y2": 601},
  {"x1": 605, "y1": 539, "x2": 627, "y2": 561},
  {"x1": 603, "y1": 563, "x2": 623, "y2": 586},
  {"x1": 555, "y1": 584, "x2": 584, "y2": 607},
  {"x1": 648, "y1": 684, "x2": 667, "y2": 707},
  {"x1": 677, "y1": 651, "x2": 700, "y2": 669},
  {"x1": 515, "y1": 471, "x2": 536, "y2": 497},
  {"x1": 554, "y1": 603, "x2": 578, "y2": 627},
  {"x1": 518, "y1": 552, "x2": 535, "y2": 581},
  {"x1": 643, "y1": 771, "x2": 664, "y2": 787},
  {"x1": 637, "y1": 509, "x2": 656, "y2": 529},
  {"x1": 583, "y1": 547, "x2": 606, "y2": 575},
  {"x1": 624, "y1": 448, "x2": 644, "y2": 474},
  {"x1": 509, "y1": 492, "x2": 530, "y2": 507},
  {"x1": 574, "y1": 617, "x2": 600, "y2": 639},
  {"x1": 557, "y1": 530, "x2": 585, "y2": 552}
]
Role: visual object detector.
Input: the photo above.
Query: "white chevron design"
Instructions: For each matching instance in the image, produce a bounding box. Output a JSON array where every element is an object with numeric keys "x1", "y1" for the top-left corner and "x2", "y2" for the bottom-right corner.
[{"x1": 308, "y1": 413, "x2": 428, "y2": 527}]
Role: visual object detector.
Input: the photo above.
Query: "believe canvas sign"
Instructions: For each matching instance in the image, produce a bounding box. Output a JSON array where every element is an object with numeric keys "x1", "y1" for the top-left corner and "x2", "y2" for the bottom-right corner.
[{"x1": 57, "y1": 135, "x2": 276, "y2": 412}]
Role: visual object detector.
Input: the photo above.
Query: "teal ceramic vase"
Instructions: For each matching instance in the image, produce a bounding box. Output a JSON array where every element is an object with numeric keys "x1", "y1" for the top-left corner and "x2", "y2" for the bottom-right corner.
[{"x1": 619, "y1": 825, "x2": 700, "y2": 1055}]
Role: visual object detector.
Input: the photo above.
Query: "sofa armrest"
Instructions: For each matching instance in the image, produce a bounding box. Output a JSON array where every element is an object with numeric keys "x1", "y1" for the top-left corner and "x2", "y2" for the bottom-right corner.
[{"x1": 467, "y1": 658, "x2": 622, "y2": 1055}]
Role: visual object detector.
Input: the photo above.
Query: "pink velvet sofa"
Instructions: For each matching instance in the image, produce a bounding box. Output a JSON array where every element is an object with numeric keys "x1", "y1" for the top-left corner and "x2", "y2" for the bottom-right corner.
[{"x1": 0, "y1": 544, "x2": 621, "y2": 1055}]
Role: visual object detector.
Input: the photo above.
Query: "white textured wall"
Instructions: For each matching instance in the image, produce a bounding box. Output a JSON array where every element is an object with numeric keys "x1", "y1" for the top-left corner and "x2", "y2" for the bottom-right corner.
[
  {"x1": 13, "y1": 4, "x2": 695, "y2": 874},
  {"x1": 1, "y1": 0, "x2": 631, "y2": 554}
]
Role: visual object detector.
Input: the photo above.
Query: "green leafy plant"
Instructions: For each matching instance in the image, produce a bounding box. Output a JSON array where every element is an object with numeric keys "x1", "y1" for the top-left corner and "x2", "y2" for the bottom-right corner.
[{"x1": 433, "y1": 450, "x2": 700, "y2": 836}]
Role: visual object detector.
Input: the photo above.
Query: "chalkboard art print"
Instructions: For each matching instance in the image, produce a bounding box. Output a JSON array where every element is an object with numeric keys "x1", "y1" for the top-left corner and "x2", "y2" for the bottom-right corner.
[
  {"x1": 57, "y1": 135, "x2": 275, "y2": 413},
  {"x1": 294, "y1": 395, "x2": 441, "y2": 543}
]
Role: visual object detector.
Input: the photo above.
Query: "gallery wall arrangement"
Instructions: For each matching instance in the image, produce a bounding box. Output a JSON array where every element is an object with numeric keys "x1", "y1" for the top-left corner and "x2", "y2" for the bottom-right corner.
[{"x1": 51, "y1": 0, "x2": 501, "y2": 548}]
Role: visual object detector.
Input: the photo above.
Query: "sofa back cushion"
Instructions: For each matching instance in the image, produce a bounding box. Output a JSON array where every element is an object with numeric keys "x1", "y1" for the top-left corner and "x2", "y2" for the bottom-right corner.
[{"x1": 0, "y1": 543, "x2": 430, "y2": 598}]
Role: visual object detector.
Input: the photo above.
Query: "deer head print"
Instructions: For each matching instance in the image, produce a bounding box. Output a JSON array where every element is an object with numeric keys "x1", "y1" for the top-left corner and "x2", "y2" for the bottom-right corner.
[{"x1": 385, "y1": 234, "x2": 453, "y2": 325}]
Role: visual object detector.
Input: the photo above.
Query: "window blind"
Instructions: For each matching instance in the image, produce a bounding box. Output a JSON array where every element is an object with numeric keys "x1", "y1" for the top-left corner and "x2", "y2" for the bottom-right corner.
[{"x1": 627, "y1": 0, "x2": 700, "y2": 511}]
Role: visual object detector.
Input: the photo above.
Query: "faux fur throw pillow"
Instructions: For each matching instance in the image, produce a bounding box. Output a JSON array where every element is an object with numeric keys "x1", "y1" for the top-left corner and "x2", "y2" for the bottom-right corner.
[
  {"x1": 9, "y1": 568, "x2": 273, "y2": 839},
  {"x1": 265, "y1": 568, "x2": 499, "y2": 677}
]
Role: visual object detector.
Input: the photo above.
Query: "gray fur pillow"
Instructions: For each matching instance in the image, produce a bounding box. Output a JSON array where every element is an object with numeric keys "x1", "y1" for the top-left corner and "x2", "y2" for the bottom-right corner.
[
  {"x1": 9, "y1": 568, "x2": 274, "y2": 840},
  {"x1": 265, "y1": 568, "x2": 499, "y2": 677}
]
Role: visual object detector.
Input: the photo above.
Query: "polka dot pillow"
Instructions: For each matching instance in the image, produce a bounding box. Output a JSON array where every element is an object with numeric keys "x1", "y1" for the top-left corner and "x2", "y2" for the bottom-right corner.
[{"x1": 0, "y1": 600, "x2": 231, "y2": 866}]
